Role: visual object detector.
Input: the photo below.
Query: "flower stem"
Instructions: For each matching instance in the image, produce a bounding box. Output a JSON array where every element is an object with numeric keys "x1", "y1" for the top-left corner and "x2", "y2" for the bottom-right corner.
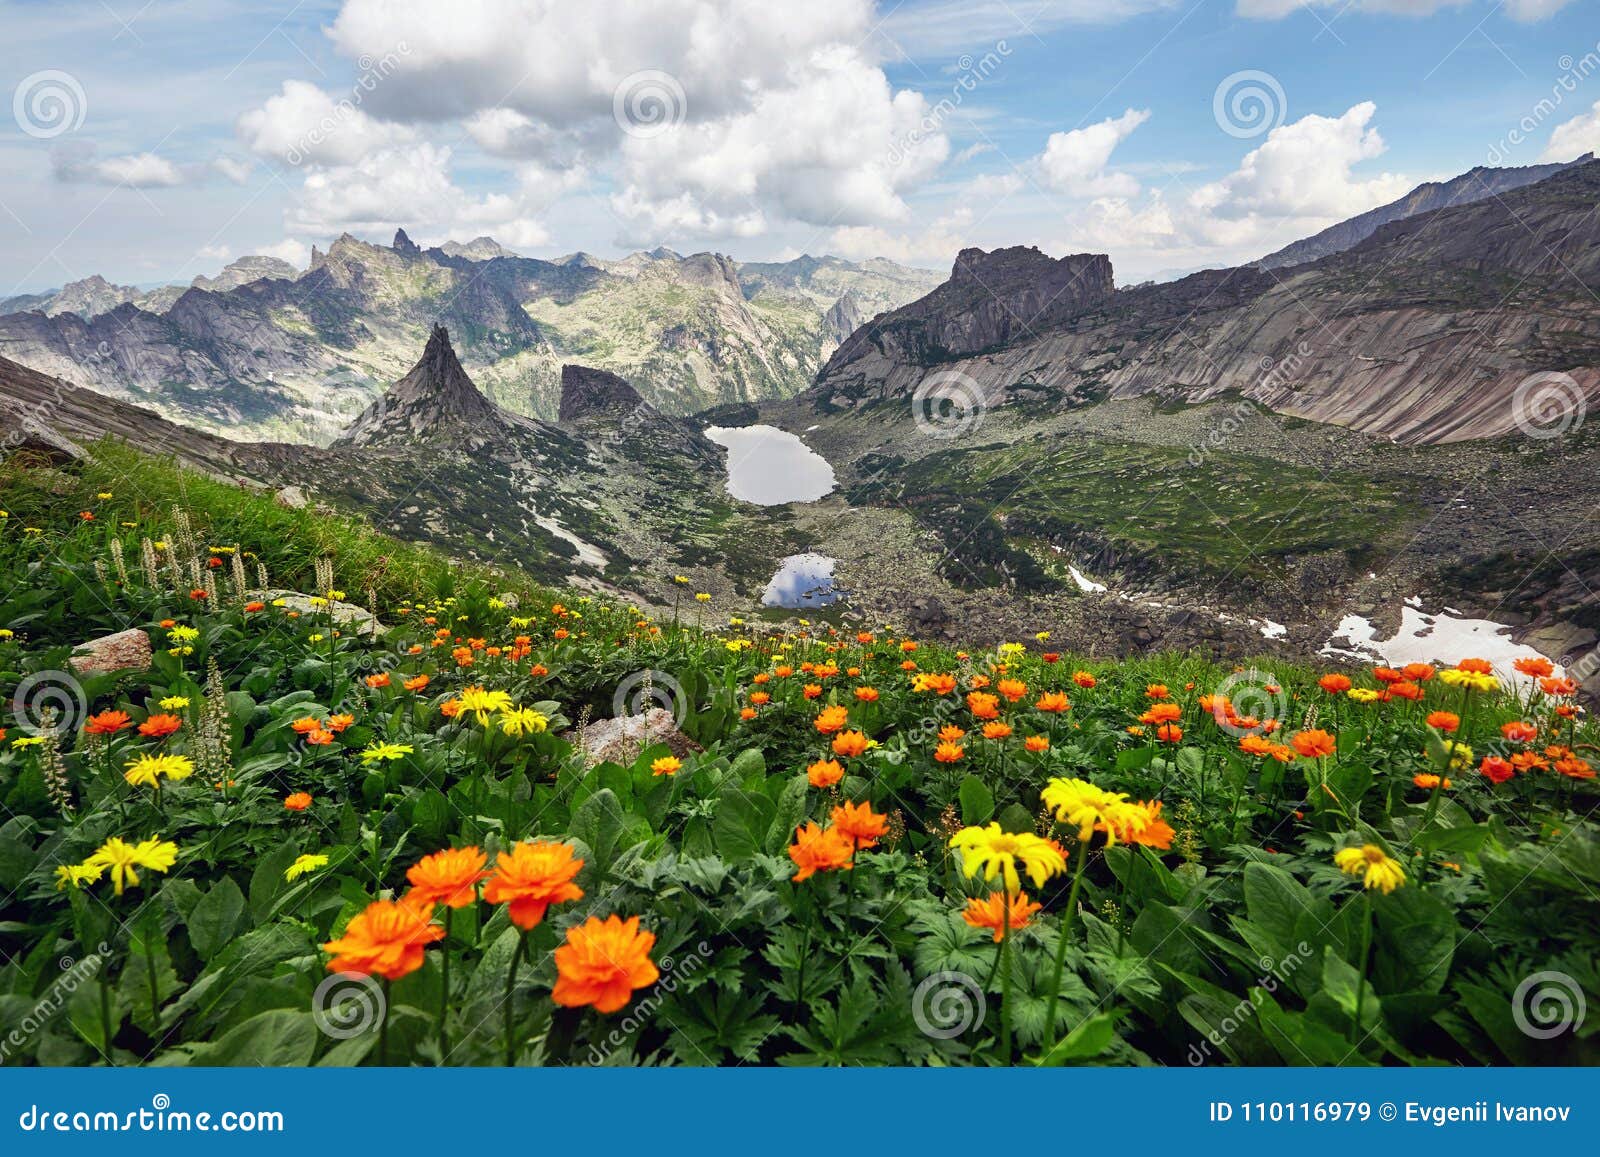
[
  {"x1": 998, "y1": 891, "x2": 1013, "y2": 1065},
  {"x1": 504, "y1": 932, "x2": 526, "y2": 1067},
  {"x1": 438, "y1": 909, "x2": 453, "y2": 1063},
  {"x1": 1043, "y1": 845, "x2": 1089, "y2": 1046},
  {"x1": 379, "y1": 977, "x2": 391, "y2": 1065},
  {"x1": 1350, "y1": 891, "x2": 1373, "y2": 1046}
]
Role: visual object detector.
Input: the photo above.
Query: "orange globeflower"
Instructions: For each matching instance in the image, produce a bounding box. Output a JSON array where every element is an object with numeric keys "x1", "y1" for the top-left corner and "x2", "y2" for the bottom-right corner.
[
  {"x1": 1239, "y1": 734, "x2": 1274, "y2": 758},
  {"x1": 938, "y1": 724, "x2": 967, "y2": 742},
  {"x1": 482, "y1": 841, "x2": 585, "y2": 930},
  {"x1": 807, "y1": 758, "x2": 845, "y2": 788},
  {"x1": 802, "y1": 683, "x2": 823, "y2": 700},
  {"x1": 1513, "y1": 656, "x2": 1555, "y2": 678},
  {"x1": 84, "y1": 710, "x2": 133, "y2": 735},
  {"x1": 788, "y1": 822, "x2": 854, "y2": 881},
  {"x1": 814, "y1": 705, "x2": 850, "y2": 735},
  {"x1": 322, "y1": 895, "x2": 444, "y2": 980},
  {"x1": 1145, "y1": 683, "x2": 1170, "y2": 700},
  {"x1": 1318, "y1": 674, "x2": 1352, "y2": 694},
  {"x1": 967, "y1": 692, "x2": 1001, "y2": 720},
  {"x1": 1140, "y1": 702, "x2": 1182, "y2": 725},
  {"x1": 854, "y1": 686, "x2": 880, "y2": 703},
  {"x1": 832, "y1": 730, "x2": 870, "y2": 758},
  {"x1": 1401, "y1": 662, "x2": 1435, "y2": 682},
  {"x1": 934, "y1": 741, "x2": 965, "y2": 764},
  {"x1": 552, "y1": 915, "x2": 660, "y2": 1014},
  {"x1": 982, "y1": 721, "x2": 1013, "y2": 740},
  {"x1": 1501, "y1": 721, "x2": 1537, "y2": 743},
  {"x1": 403, "y1": 674, "x2": 431, "y2": 692},
  {"x1": 138, "y1": 713, "x2": 183, "y2": 738},
  {"x1": 284, "y1": 792, "x2": 313, "y2": 811},
  {"x1": 1072, "y1": 671, "x2": 1097, "y2": 689},
  {"x1": 1389, "y1": 681, "x2": 1425, "y2": 701},
  {"x1": 996, "y1": 678, "x2": 1027, "y2": 703},
  {"x1": 1035, "y1": 691, "x2": 1071, "y2": 713},
  {"x1": 406, "y1": 846, "x2": 490, "y2": 908},
  {"x1": 365, "y1": 673, "x2": 391, "y2": 689},
  {"x1": 1425, "y1": 711, "x2": 1460, "y2": 733},
  {"x1": 306, "y1": 728, "x2": 335, "y2": 745},
  {"x1": 1024, "y1": 735, "x2": 1050, "y2": 753},
  {"x1": 326, "y1": 713, "x2": 355, "y2": 733},
  {"x1": 1156, "y1": 722, "x2": 1183, "y2": 743},
  {"x1": 830, "y1": 800, "x2": 889, "y2": 849},
  {"x1": 1291, "y1": 729, "x2": 1336, "y2": 759},
  {"x1": 290, "y1": 716, "x2": 325, "y2": 734},
  {"x1": 963, "y1": 891, "x2": 1042, "y2": 942},
  {"x1": 1456, "y1": 658, "x2": 1493, "y2": 675},
  {"x1": 749, "y1": 691, "x2": 771, "y2": 706},
  {"x1": 1540, "y1": 676, "x2": 1578, "y2": 696},
  {"x1": 1480, "y1": 756, "x2": 1515, "y2": 785},
  {"x1": 650, "y1": 756, "x2": 682, "y2": 777}
]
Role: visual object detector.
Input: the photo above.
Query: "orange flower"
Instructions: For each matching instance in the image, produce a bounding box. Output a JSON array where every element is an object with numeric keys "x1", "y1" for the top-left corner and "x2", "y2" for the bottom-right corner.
[
  {"x1": 1513, "y1": 656, "x2": 1554, "y2": 678},
  {"x1": 284, "y1": 792, "x2": 312, "y2": 811},
  {"x1": 967, "y1": 691, "x2": 1000, "y2": 720},
  {"x1": 1072, "y1": 671, "x2": 1097, "y2": 688},
  {"x1": 739, "y1": 707, "x2": 758, "y2": 720},
  {"x1": 482, "y1": 841, "x2": 585, "y2": 930},
  {"x1": 1122, "y1": 800, "x2": 1174, "y2": 849},
  {"x1": 440, "y1": 698, "x2": 463, "y2": 719},
  {"x1": 1540, "y1": 676, "x2": 1578, "y2": 696},
  {"x1": 290, "y1": 716, "x2": 324, "y2": 734},
  {"x1": 1145, "y1": 683, "x2": 1170, "y2": 699},
  {"x1": 913, "y1": 672, "x2": 957, "y2": 695},
  {"x1": 1035, "y1": 691, "x2": 1071, "y2": 713},
  {"x1": 326, "y1": 713, "x2": 355, "y2": 733},
  {"x1": 365, "y1": 673, "x2": 391, "y2": 689},
  {"x1": 934, "y1": 741, "x2": 965, "y2": 764},
  {"x1": 854, "y1": 686, "x2": 880, "y2": 702},
  {"x1": 938, "y1": 724, "x2": 967, "y2": 742},
  {"x1": 1555, "y1": 757, "x2": 1595, "y2": 780},
  {"x1": 749, "y1": 691, "x2": 771, "y2": 706},
  {"x1": 1156, "y1": 722, "x2": 1183, "y2": 743},
  {"x1": 1372, "y1": 667, "x2": 1403, "y2": 684},
  {"x1": 1239, "y1": 735, "x2": 1275, "y2": 758},
  {"x1": 552, "y1": 915, "x2": 660, "y2": 1013},
  {"x1": 807, "y1": 758, "x2": 844, "y2": 788},
  {"x1": 982, "y1": 721, "x2": 1013, "y2": 740},
  {"x1": 1024, "y1": 735, "x2": 1050, "y2": 753},
  {"x1": 1425, "y1": 711, "x2": 1460, "y2": 733},
  {"x1": 830, "y1": 800, "x2": 889, "y2": 849},
  {"x1": 306, "y1": 727, "x2": 335, "y2": 745},
  {"x1": 1401, "y1": 662, "x2": 1435, "y2": 682},
  {"x1": 1456, "y1": 658, "x2": 1493, "y2": 675},
  {"x1": 651, "y1": 756, "x2": 682, "y2": 776},
  {"x1": 788, "y1": 822, "x2": 854, "y2": 881},
  {"x1": 403, "y1": 674, "x2": 430, "y2": 692},
  {"x1": 1413, "y1": 774, "x2": 1452, "y2": 790},
  {"x1": 1512, "y1": 751, "x2": 1550, "y2": 773},
  {"x1": 962, "y1": 891, "x2": 1042, "y2": 942},
  {"x1": 832, "y1": 730, "x2": 870, "y2": 758},
  {"x1": 138, "y1": 713, "x2": 182, "y2": 738},
  {"x1": 84, "y1": 710, "x2": 132, "y2": 735},
  {"x1": 774, "y1": 665, "x2": 794, "y2": 678},
  {"x1": 244, "y1": 601, "x2": 266, "y2": 613},
  {"x1": 802, "y1": 683, "x2": 823, "y2": 700},
  {"x1": 1140, "y1": 702, "x2": 1182, "y2": 725},
  {"x1": 1318, "y1": 674, "x2": 1352, "y2": 694},
  {"x1": 1291, "y1": 729, "x2": 1336, "y2": 759},
  {"x1": 814, "y1": 705, "x2": 850, "y2": 734},
  {"x1": 1389, "y1": 681, "x2": 1425, "y2": 701},
  {"x1": 406, "y1": 846, "x2": 489, "y2": 908},
  {"x1": 322, "y1": 895, "x2": 444, "y2": 980},
  {"x1": 1480, "y1": 756, "x2": 1515, "y2": 785},
  {"x1": 996, "y1": 678, "x2": 1027, "y2": 703}
]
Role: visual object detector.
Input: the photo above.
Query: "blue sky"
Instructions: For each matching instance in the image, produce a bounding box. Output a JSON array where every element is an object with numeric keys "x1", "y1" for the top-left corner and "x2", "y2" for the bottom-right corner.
[{"x1": 3, "y1": 0, "x2": 1598, "y2": 294}]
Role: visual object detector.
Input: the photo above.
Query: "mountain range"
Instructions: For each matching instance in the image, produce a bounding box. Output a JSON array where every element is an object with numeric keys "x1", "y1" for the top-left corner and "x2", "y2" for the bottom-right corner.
[{"x1": 0, "y1": 234, "x2": 940, "y2": 441}]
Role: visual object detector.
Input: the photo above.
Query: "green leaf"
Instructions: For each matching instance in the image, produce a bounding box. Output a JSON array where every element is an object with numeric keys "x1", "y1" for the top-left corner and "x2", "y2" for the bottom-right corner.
[
  {"x1": 1241, "y1": 862, "x2": 1311, "y2": 953},
  {"x1": 958, "y1": 776, "x2": 995, "y2": 826},
  {"x1": 191, "y1": 1009, "x2": 318, "y2": 1066},
  {"x1": 188, "y1": 876, "x2": 245, "y2": 962},
  {"x1": 1034, "y1": 1010, "x2": 1120, "y2": 1065},
  {"x1": 570, "y1": 788, "x2": 625, "y2": 870}
]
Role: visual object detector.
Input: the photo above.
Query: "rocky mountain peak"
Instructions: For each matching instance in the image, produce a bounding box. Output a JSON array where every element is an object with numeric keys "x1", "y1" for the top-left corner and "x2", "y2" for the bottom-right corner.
[
  {"x1": 823, "y1": 290, "x2": 864, "y2": 344},
  {"x1": 393, "y1": 228, "x2": 422, "y2": 257},
  {"x1": 338, "y1": 325, "x2": 504, "y2": 446},
  {"x1": 558, "y1": 363, "x2": 650, "y2": 424}
]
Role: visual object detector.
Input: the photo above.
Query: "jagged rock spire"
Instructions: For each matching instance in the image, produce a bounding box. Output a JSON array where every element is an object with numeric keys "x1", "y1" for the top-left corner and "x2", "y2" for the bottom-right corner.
[
  {"x1": 558, "y1": 363, "x2": 650, "y2": 424},
  {"x1": 337, "y1": 325, "x2": 503, "y2": 446},
  {"x1": 393, "y1": 228, "x2": 421, "y2": 257}
]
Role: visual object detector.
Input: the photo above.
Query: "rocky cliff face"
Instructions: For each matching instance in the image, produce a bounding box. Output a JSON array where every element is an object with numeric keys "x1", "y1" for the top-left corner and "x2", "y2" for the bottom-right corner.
[
  {"x1": 339, "y1": 325, "x2": 516, "y2": 447},
  {"x1": 1256, "y1": 155, "x2": 1590, "y2": 269},
  {"x1": 558, "y1": 363, "x2": 649, "y2": 424},
  {"x1": 813, "y1": 161, "x2": 1600, "y2": 445}
]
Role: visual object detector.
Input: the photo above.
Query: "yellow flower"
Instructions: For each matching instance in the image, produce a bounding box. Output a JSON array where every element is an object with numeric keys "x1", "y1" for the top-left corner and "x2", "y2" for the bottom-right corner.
[
  {"x1": 499, "y1": 706, "x2": 549, "y2": 737},
  {"x1": 1333, "y1": 844, "x2": 1406, "y2": 894},
  {"x1": 11, "y1": 736, "x2": 44, "y2": 748},
  {"x1": 55, "y1": 862, "x2": 104, "y2": 890},
  {"x1": 1437, "y1": 668, "x2": 1498, "y2": 693},
  {"x1": 1040, "y1": 777, "x2": 1147, "y2": 846},
  {"x1": 326, "y1": 589, "x2": 346, "y2": 601},
  {"x1": 488, "y1": 597, "x2": 506, "y2": 610},
  {"x1": 458, "y1": 685, "x2": 514, "y2": 725},
  {"x1": 123, "y1": 752, "x2": 195, "y2": 787},
  {"x1": 97, "y1": 491, "x2": 113, "y2": 499},
  {"x1": 158, "y1": 695, "x2": 191, "y2": 710},
  {"x1": 1035, "y1": 631, "x2": 1050, "y2": 642},
  {"x1": 673, "y1": 575, "x2": 689, "y2": 585},
  {"x1": 997, "y1": 642, "x2": 1025, "y2": 655},
  {"x1": 285, "y1": 853, "x2": 330, "y2": 881},
  {"x1": 83, "y1": 837, "x2": 180, "y2": 896},
  {"x1": 694, "y1": 593, "x2": 711, "y2": 603},
  {"x1": 166, "y1": 625, "x2": 199, "y2": 643},
  {"x1": 359, "y1": 742, "x2": 414, "y2": 763},
  {"x1": 1442, "y1": 740, "x2": 1474, "y2": 771},
  {"x1": 949, "y1": 823, "x2": 1067, "y2": 892},
  {"x1": 725, "y1": 639, "x2": 751, "y2": 652},
  {"x1": 1346, "y1": 688, "x2": 1381, "y2": 703}
]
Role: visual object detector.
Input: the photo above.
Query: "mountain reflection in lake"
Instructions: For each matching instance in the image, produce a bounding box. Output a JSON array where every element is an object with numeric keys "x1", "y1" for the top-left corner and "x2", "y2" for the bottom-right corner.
[
  {"x1": 762, "y1": 553, "x2": 844, "y2": 608},
  {"x1": 703, "y1": 424, "x2": 835, "y2": 505}
]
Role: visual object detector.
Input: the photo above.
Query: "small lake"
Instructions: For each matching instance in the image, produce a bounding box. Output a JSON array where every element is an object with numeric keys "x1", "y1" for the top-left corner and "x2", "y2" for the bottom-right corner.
[
  {"x1": 763, "y1": 553, "x2": 845, "y2": 608},
  {"x1": 704, "y1": 424, "x2": 835, "y2": 505}
]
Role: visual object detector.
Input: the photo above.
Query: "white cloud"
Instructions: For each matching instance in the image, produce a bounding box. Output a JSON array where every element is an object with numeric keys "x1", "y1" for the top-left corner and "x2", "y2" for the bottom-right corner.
[
  {"x1": 828, "y1": 206, "x2": 975, "y2": 267},
  {"x1": 1036, "y1": 108, "x2": 1149, "y2": 197},
  {"x1": 1502, "y1": 0, "x2": 1578, "y2": 17},
  {"x1": 238, "y1": 79, "x2": 415, "y2": 167},
  {"x1": 1542, "y1": 100, "x2": 1600, "y2": 162},
  {"x1": 197, "y1": 243, "x2": 232, "y2": 261},
  {"x1": 1235, "y1": 0, "x2": 1469, "y2": 16},
  {"x1": 53, "y1": 149, "x2": 184, "y2": 188},
  {"x1": 212, "y1": 156, "x2": 253, "y2": 184},
  {"x1": 255, "y1": 239, "x2": 311, "y2": 269},
  {"x1": 878, "y1": 1, "x2": 1183, "y2": 58}
]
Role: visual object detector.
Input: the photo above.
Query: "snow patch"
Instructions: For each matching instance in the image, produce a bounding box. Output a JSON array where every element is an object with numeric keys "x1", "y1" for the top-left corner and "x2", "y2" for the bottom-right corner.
[{"x1": 1323, "y1": 602, "x2": 1560, "y2": 686}]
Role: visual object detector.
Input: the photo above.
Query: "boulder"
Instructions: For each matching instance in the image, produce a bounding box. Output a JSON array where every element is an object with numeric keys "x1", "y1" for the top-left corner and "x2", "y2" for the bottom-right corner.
[
  {"x1": 69, "y1": 628, "x2": 152, "y2": 675},
  {"x1": 578, "y1": 707, "x2": 699, "y2": 767},
  {"x1": 251, "y1": 590, "x2": 386, "y2": 636},
  {"x1": 274, "y1": 485, "x2": 308, "y2": 509}
]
